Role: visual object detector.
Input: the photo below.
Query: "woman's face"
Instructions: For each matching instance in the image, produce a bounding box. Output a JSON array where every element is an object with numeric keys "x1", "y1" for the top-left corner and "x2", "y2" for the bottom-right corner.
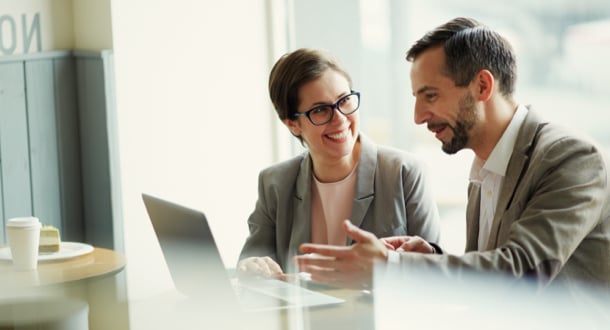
[{"x1": 284, "y1": 69, "x2": 360, "y2": 164}]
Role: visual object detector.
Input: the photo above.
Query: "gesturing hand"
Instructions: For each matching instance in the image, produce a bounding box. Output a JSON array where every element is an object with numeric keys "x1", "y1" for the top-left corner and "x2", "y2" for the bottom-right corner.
[
  {"x1": 294, "y1": 220, "x2": 388, "y2": 289},
  {"x1": 381, "y1": 235, "x2": 435, "y2": 254}
]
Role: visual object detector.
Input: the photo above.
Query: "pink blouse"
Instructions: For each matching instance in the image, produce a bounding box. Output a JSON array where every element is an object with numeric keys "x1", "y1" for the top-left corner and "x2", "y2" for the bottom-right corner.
[{"x1": 310, "y1": 164, "x2": 358, "y2": 245}]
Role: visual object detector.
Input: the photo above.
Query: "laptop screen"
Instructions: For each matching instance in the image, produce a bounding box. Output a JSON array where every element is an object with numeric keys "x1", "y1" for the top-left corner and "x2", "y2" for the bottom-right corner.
[
  {"x1": 142, "y1": 192, "x2": 344, "y2": 313},
  {"x1": 141, "y1": 193, "x2": 239, "y2": 309}
]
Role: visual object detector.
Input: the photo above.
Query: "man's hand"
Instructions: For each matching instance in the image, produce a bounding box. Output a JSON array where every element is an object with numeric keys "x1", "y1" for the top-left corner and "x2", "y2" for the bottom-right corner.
[
  {"x1": 294, "y1": 220, "x2": 388, "y2": 289},
  {"x1": 381, "y1": 235, "x2": 435, "y2": 254}
]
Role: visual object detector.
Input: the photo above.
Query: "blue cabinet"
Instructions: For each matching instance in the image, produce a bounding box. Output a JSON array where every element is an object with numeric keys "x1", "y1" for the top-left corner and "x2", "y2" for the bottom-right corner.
[{"x1": 0, "y1": 51, "x2": 122, "y2": 251}]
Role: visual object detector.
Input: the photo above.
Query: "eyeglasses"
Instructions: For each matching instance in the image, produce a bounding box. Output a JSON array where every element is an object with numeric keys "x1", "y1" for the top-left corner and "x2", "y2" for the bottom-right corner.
[{"x1": 293, "y1": 91, "x2": 360, "y2": 126}]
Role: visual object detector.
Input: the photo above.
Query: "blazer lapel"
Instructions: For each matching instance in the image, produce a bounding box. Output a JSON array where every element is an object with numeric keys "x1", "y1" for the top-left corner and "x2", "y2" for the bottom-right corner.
[
  {"x1": 347, "y1": 135, "x2": 375, "y2": 244},
  {"x1": 465, "y1": 181, "x2": 481, "y2": 252},
  {"x1": 486, "y1": 108, "x2": 541, "y2": 249},
  {"x1": 288, "y1": 154, "x2": 313, "y2": 255}
]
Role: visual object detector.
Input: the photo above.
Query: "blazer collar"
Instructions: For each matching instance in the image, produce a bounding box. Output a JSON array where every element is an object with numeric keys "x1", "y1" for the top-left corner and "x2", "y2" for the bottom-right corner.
[
  {"x1": 291, "y1": 134, "x2": 377, "y2": 245},
  {"x1": 349, "y1": 134, "x2": 377, "y2": 233},
  {"x1": 289, "y1": 152, "x2": 313, "y2": 252},
  {"x1": 294, "y1": 133, "x2": 377, "y2": 200},
  {"x1": 486, "y1": 106, "x2": 546, "y2": 248},
  {"x1": 466, "y1": 182, "x2": 482, "y2": 251},
  {"x1": 295, "y1": 151, "x2": 313, "y2": 201}
]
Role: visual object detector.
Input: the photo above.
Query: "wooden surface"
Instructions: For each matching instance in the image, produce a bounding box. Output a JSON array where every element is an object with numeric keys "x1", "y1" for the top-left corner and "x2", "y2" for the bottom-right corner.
[{"x1": 0, "y1": 247, "x2": 126, "y2": 288}]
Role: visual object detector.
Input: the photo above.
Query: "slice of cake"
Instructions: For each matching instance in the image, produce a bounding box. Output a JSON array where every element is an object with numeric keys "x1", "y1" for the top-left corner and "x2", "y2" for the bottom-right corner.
[{"x1": 39, "y1": 225, "x2": 61, "y2": 253}]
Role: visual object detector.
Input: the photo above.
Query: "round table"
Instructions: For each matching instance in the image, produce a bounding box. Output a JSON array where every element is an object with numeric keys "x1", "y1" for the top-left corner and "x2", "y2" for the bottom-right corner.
[
  {"x1": 0, "y1": 246, "x2": 128, "y2": 330},
  {"x1": 0, "y1": 247, "x2": 126, "y2": 288}
]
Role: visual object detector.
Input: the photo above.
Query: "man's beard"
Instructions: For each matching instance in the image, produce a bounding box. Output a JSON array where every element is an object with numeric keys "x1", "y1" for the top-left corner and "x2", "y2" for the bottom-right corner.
[{"x1": 441, "y1": 92, "x2": 477, "y2": 154}]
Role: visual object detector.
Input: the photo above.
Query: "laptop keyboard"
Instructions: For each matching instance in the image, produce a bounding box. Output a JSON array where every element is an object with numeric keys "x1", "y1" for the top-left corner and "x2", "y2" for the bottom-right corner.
[
  {"x1": 232, "y1": 279, "x2": 320, "y2": 311},
  {"x1": 234, "y1": 286, "x2": 292, "y2": 310},
  {"x1": 231, "y1": 278, "x2": 345, "y2": 311}
]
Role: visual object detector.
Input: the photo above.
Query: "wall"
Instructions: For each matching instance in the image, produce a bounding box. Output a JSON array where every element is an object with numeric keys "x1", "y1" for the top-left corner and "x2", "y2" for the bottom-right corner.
[
  {"x1": 72, "y1": 0, "x2": 113, "y2": 50},
  {"x1": 110, "y1": 0, "x2": 275, "y2": 299},
  {"x1": 1, "y1": 1, "x2": 118, "y2": 248},
  {"x1": 0, "y1": 0, "x2": 73, "y2": 54},
  {"x1": 1, "y1": 0, "x2": 112, "y2": 55},
  {"x1": 3, "y1": 0, "x2": 273, "y2": 301}
]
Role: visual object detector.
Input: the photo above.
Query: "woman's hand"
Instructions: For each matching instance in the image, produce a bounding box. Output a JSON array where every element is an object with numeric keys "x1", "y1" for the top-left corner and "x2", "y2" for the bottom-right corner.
[{"x1": 237, "y1": 256, "x2": 284, "y2": 279}]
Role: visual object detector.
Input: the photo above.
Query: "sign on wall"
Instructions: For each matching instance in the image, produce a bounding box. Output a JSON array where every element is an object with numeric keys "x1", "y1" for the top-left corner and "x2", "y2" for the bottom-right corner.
[{"x1": 0, "y1": 13, "x2": 41, "y2": 55}]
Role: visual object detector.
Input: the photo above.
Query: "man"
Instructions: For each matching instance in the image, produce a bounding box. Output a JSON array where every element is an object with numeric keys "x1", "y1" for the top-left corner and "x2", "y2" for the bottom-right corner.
[{"x1": 295, "y1": 17, "x2": 610, "y2": 291}]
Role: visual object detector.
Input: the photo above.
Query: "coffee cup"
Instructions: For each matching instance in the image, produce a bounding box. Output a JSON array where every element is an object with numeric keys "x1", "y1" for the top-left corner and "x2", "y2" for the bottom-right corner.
[{"x1": 6, "y1": 217, "x2": 41, "y2": 271}]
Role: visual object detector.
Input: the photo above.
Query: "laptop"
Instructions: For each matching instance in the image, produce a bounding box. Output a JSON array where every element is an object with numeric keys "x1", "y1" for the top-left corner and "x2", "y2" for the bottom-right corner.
[{"x1": 141, "y1": 193, "x2": 344, "y2": 312}]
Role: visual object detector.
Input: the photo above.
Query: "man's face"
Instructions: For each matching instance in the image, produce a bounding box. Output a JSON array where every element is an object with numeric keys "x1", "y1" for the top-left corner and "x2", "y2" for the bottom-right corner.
[{"x1": 410, "y1": 46, "x2": 479, "y2": 154}]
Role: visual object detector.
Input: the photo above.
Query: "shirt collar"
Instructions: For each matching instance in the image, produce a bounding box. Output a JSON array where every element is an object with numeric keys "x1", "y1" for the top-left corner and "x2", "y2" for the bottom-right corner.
[{"x1": 470, "y1": 105, "x2": 528, "y2": 179}]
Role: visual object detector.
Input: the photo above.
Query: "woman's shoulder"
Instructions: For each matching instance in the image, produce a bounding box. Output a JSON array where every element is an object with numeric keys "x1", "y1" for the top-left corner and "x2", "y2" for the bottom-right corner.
[
  {"x1": 259, "y1": 152, "x2": 308, "y2": 179},
  {"x1": 375, "y1": 143, "x2": 425, "y2": 169},
  {"x1": 359, "y1": 134, "x2": 425, "y2": 171}
]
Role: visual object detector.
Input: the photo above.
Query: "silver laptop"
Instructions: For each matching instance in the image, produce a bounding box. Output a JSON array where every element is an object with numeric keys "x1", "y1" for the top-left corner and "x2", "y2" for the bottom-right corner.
[{"x1": 141, "y1": 193, "x2": 344, "y2": 312}]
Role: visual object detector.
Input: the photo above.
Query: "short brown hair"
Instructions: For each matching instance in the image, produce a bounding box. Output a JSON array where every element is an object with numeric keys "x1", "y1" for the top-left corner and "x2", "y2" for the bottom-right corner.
[{"x1": 268, "y1": 48, "x2": 352, "y2": 125}]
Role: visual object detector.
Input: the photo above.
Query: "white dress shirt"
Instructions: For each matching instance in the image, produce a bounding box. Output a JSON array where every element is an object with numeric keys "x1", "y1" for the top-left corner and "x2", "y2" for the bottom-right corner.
[{"x1": 469, "y1": 105, "x2": 528, "y2": 251}]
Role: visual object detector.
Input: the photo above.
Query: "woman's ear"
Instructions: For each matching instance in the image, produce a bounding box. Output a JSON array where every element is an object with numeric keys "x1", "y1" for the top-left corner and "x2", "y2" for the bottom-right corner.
[{"x1": 283, "y1": 119, "x2": 301, "y2": 137}]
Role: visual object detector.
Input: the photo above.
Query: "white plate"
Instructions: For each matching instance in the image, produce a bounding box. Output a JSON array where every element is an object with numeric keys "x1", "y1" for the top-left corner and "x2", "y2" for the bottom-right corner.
[{"x1": 0, "y1": 242, "x2": 94, "y2": 262}]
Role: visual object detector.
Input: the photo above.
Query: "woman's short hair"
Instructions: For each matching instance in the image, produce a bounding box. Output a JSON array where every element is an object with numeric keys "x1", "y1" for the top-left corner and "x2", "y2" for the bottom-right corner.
[{"x1": 268, "y1": 48, "x2": 352, "y2": 129}]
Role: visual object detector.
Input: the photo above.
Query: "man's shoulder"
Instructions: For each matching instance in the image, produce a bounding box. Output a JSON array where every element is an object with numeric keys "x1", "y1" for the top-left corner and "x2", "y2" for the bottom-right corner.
[
  {"x1": 537, "y1": 120, "x2": 604, "y2": 154},
  {"x1": 524, "y1": 109, "x2": 604, "y2": 154},
  {"x1": 525, "y1": 116, "x2": 609, "y2": 186}
]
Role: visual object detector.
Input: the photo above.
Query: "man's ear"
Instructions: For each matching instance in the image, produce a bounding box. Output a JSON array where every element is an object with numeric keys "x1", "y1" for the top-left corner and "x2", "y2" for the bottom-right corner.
[
  {"x1": 475, "y1": 69, "x2": 494, "y2": 102},
  {"x1": 283, "y1": 118, "x2": 301, "y2": 137}
]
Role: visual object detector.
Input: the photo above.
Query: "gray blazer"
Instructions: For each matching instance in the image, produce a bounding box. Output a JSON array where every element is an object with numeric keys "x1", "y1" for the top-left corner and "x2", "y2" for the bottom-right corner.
[
  {"x1": 397, "y1": 109, "x2": 610, "y2": 289},
  {"x1": 239, "y1": 134, "x2": 441, "y2": 271}
]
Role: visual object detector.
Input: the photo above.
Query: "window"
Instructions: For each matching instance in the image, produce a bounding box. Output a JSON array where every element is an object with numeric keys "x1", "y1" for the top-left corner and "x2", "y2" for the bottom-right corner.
[{"x1": 285, "y1": 0, "x2": 610, "y2": 253}]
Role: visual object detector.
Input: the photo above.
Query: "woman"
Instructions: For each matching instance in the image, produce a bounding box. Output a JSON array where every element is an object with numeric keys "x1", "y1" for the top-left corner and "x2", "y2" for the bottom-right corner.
[{"x1": 238, "y1": 48, "x2": 440, "y2": 278}]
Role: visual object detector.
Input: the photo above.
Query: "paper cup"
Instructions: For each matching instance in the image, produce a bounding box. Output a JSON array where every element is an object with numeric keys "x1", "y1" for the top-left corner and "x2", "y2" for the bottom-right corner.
[{"x1": 6, "y1": 217, "x2": 41, "y2": 271}]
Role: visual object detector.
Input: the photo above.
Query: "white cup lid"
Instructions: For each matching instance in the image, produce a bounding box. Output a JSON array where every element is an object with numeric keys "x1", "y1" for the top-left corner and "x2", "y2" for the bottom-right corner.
[{"x1": 6, "y1": 217, "x2": 41, "y2": 228}]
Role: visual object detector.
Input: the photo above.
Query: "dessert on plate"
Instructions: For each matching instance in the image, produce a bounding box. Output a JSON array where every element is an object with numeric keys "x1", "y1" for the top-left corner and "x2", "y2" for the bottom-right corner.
[{"x1": 39, "y1": 225, "x2": 61, "y2": 253}]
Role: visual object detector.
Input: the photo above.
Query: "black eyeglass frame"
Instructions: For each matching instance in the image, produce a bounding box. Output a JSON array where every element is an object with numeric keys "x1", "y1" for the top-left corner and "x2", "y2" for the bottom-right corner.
[{"x1": 293, "y1": 91, "x2": 361, "y2": 126}]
